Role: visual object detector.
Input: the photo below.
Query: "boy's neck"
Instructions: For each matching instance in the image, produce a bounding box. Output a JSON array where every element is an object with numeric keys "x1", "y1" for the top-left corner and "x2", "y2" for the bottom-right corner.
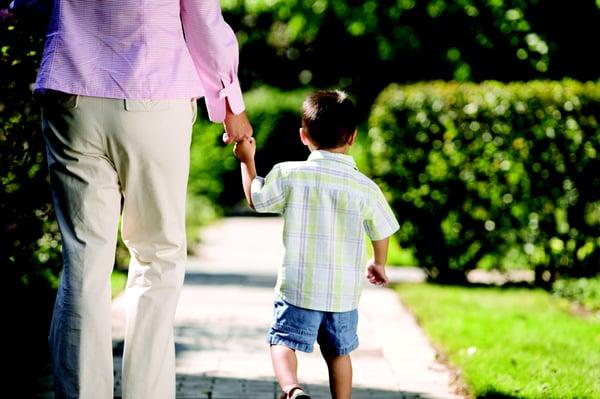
[{"x1": 310, "y1": 144, "x2": 351, "y2": 155}]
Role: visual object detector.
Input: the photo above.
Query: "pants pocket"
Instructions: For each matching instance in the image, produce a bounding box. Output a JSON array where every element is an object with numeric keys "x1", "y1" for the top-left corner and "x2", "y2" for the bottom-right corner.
[{"x1": 124, "y1": 99, "x2": 170, "y2": 112}]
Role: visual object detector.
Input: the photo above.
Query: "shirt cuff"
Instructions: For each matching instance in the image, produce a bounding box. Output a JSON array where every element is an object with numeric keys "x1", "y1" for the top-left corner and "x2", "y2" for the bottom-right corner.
[
  {"x1": 205, "y1": 77, "x2": 245, "y2": 122},
  {"x1": 366, "y1": 220, "x2": 400, "y2": 241},
  {"x1": 250, "y1": 176, "x2": 265, "y2": 209},
  {"x1": 250, "y1": 176, "x2": 265, "y2": 193}
]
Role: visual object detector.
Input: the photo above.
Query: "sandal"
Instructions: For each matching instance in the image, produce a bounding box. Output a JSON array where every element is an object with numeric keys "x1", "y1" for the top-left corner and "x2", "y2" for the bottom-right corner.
[{"x1": 280, "y1": 383, "x2": 311, "y2": 399}]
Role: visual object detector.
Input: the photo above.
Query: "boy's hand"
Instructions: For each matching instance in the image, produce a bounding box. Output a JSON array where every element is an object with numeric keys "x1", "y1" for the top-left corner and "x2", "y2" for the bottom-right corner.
[
  {"x1": 233, "y1": 137, "x2": 256, "y2": 164},
  {"x1": 366, "y1": 259, "x2": 389, "y2": 286}
]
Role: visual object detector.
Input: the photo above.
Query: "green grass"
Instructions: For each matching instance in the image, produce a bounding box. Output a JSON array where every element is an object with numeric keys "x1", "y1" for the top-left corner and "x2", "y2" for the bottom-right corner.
[
  {"x1": 111, "y1": 270, "x2": 128, "y2": 298},
  {"x1": 396, "y1": 284, "x2": 600, "y2": 399}
]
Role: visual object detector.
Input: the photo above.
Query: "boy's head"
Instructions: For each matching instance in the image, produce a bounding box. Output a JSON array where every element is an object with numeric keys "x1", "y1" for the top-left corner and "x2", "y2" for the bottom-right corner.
[{"x1": 300, "y1": 90, "x2": 358, "y2": 150}]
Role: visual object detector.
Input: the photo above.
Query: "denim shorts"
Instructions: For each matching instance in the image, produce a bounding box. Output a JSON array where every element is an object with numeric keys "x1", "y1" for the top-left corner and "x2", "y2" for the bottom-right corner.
[{"x1": 266, "y1": 296, "x2": 359, "y2": 356}]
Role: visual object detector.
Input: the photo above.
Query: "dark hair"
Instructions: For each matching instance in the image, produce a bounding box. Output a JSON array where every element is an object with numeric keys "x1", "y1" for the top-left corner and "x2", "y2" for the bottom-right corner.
[{"x1": 301, "y1": 90, "x2": 358, "y2": 149}]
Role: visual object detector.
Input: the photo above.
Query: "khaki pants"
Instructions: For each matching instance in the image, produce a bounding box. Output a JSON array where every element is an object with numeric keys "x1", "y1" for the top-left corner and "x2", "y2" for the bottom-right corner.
[{"x1": 41, "y1": 92, "x2": 196, "y2": 399}]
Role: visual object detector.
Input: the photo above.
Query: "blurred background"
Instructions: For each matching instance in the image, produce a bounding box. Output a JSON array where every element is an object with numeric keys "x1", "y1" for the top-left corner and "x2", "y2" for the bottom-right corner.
[{"x1": 1, "y1": 0, "x2": 599, "y2": 397}]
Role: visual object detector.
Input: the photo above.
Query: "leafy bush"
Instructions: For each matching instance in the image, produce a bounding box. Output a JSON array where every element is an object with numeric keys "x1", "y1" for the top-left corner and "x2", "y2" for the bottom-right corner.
[
  {"x1": 369, "y1": 81, "x2": 600, "y2": 283},
  {"x1": 0, "y1": 4, "x2": 60, "y2": 393},
  {"x1": 222, "y1": 0, "x2": 600, "y2": 114},
  {"x1": 552, "y1": 277, "x2": 600, "y2": 312}
]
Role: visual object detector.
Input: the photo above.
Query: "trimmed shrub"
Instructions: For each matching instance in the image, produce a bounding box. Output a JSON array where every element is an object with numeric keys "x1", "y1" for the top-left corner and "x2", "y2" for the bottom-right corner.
[{"x1": 368, "y1": 81, "x2": 600, "y2": 284}]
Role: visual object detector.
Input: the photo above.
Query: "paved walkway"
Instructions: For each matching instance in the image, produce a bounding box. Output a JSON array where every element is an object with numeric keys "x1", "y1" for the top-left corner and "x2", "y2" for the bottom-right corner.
[{"x1": 111, "y1": 217, "x2": 462, "y2": 399}]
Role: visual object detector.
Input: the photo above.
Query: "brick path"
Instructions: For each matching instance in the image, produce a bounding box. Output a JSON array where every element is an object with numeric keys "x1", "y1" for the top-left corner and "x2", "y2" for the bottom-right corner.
[
  {"x1": 114, "y1": 217, "x2": 461, "y2": 398},
  {"x1": 45, "y1": 217, "x2": 463, "y2": 398}
]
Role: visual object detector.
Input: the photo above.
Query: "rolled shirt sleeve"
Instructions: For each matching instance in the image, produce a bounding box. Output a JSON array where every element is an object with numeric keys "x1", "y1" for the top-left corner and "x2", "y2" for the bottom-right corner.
[
  {"x1": 363, "y1": 185, "x2": 400, "y2": 241},
  {"x1": 251, "y1": 166, "x2": 286, "y2": 214},
  {"x1": 180, "y1": 0, "x2": 245, "y2": 122}
]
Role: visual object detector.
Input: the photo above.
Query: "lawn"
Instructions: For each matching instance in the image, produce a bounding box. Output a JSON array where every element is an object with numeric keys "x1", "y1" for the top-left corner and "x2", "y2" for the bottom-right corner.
[{"x1": 396, "y1": 284, "x2": 600, "y2": 399}]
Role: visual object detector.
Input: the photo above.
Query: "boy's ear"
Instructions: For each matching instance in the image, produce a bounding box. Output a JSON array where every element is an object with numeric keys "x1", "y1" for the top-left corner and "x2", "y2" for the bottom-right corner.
[
  {"x1": 347, "y1": 129, "x2": 358, "y2": 146},
  {"x1": 299, "y1": 127, "x2": 310, "y2": 146}
]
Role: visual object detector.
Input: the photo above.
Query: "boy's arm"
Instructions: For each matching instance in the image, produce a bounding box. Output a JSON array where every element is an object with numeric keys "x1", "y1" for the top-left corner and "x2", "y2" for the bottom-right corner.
[
  {"x1": 366, "y1": 238, "x2": 390, "y2": 286},
  {"x1": 240, "y1": 162, "x2": 257, "y2": 210},
  {"x1": 235, "y1": 139, "x2": 286, "y2": 214},
  {"x1": 233, "y1": 138, "x2": 257, "y2": 209}
]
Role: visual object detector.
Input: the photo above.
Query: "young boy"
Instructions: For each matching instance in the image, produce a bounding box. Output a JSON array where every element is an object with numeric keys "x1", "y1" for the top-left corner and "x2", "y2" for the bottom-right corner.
[{"x1": 233, "y1": 90, "x2": 399, "y2": 399}]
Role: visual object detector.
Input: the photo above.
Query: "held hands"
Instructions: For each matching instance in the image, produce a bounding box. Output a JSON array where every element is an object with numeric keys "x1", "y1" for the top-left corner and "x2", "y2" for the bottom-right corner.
[
  {"x1": 366, "y1": 259, "x2": 390, "y2": 286},
  {"x1": 222, "y1": 108, "x2": 253, "y2": 144},
  {"x1": 233, "y1": 137, "x2": 256, "y2": 164}
]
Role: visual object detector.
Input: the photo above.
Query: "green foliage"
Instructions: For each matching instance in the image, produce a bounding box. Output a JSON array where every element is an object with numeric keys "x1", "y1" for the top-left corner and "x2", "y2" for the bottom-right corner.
[
  {"x1": 111, "y1": 270, "x2": 128, "y2": 299},
  {"x1": 369, "y1": 81, "x2": 600, "y2": 282},
  {"x1": 397, "y1": 283, "x2": 600, "y2": 398},
  {"x1": 0, "y1": 5, "x2": 59, "y2": 392},
  {"x1": 188, "y1": 86, "x2": 310, "y2": 213},
  {"x1": 387, "y1": 234, "x2": 418, "y2": 267},
  {"x1": 553, "y1": 276, "x2": 600, "y2": 312},
  {"x1": 1, "y1": 5, "x2": 59, "y2": 289},
  {"x1": 222, "y1": 0, "x2": 600, "y2": 113},
  {"x1": 185, "y1": 193, "x2": 220, "y2": 250}
]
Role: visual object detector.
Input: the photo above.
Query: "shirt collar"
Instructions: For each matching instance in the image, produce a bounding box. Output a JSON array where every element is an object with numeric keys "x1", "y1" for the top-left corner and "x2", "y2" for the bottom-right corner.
[{"x1": 307, "y1": 150, "x2": 358, "y2": 170}]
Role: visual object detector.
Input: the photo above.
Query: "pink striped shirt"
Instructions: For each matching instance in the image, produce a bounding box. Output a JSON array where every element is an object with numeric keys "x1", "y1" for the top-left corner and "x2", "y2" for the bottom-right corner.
[{"x1": 34, "y1": 0, "x2": 244, "y2": 122}]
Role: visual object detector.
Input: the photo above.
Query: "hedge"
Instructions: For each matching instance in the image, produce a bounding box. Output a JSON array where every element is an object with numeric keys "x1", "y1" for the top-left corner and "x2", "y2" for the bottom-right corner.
[{"x1": 368, "y1": 81, "x2": 600, "y2": 284}]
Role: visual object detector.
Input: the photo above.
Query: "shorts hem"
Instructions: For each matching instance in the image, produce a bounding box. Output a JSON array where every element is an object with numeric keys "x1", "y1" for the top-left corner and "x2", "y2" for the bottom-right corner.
[
  {"x1": 267, "y1": 336, "x2": 314, "y2": 353},
  {"x1": 320, "y1": 337, "x2": 359, "y2": 356}
]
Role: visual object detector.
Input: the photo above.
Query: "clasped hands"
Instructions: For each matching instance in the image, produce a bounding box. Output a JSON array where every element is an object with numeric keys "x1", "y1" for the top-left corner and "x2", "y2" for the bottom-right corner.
[{"x1": 222, "y1": 108, "x2": 253, "y2": 145}]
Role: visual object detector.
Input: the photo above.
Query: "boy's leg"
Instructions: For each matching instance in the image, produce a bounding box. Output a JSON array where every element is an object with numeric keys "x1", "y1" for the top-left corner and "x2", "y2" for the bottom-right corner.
[
  {"x1": 267, "y1": 297, "x2": 321, "y2": 396},
  {"x1": 322, "y1": 353, "x2": 353, "y2": 399},
  {"x1": 317, "y1": 308, "x2": 359, "y2": 399},
  {"x1": 270, "y1": 345, "x2": 300, "y2": 390}
]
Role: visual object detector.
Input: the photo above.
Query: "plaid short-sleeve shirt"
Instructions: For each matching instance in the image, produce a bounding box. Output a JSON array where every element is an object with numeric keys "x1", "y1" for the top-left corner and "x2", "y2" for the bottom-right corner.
[{"x1": 251, "y1": 150, "x2": 399, "y2": 312}]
